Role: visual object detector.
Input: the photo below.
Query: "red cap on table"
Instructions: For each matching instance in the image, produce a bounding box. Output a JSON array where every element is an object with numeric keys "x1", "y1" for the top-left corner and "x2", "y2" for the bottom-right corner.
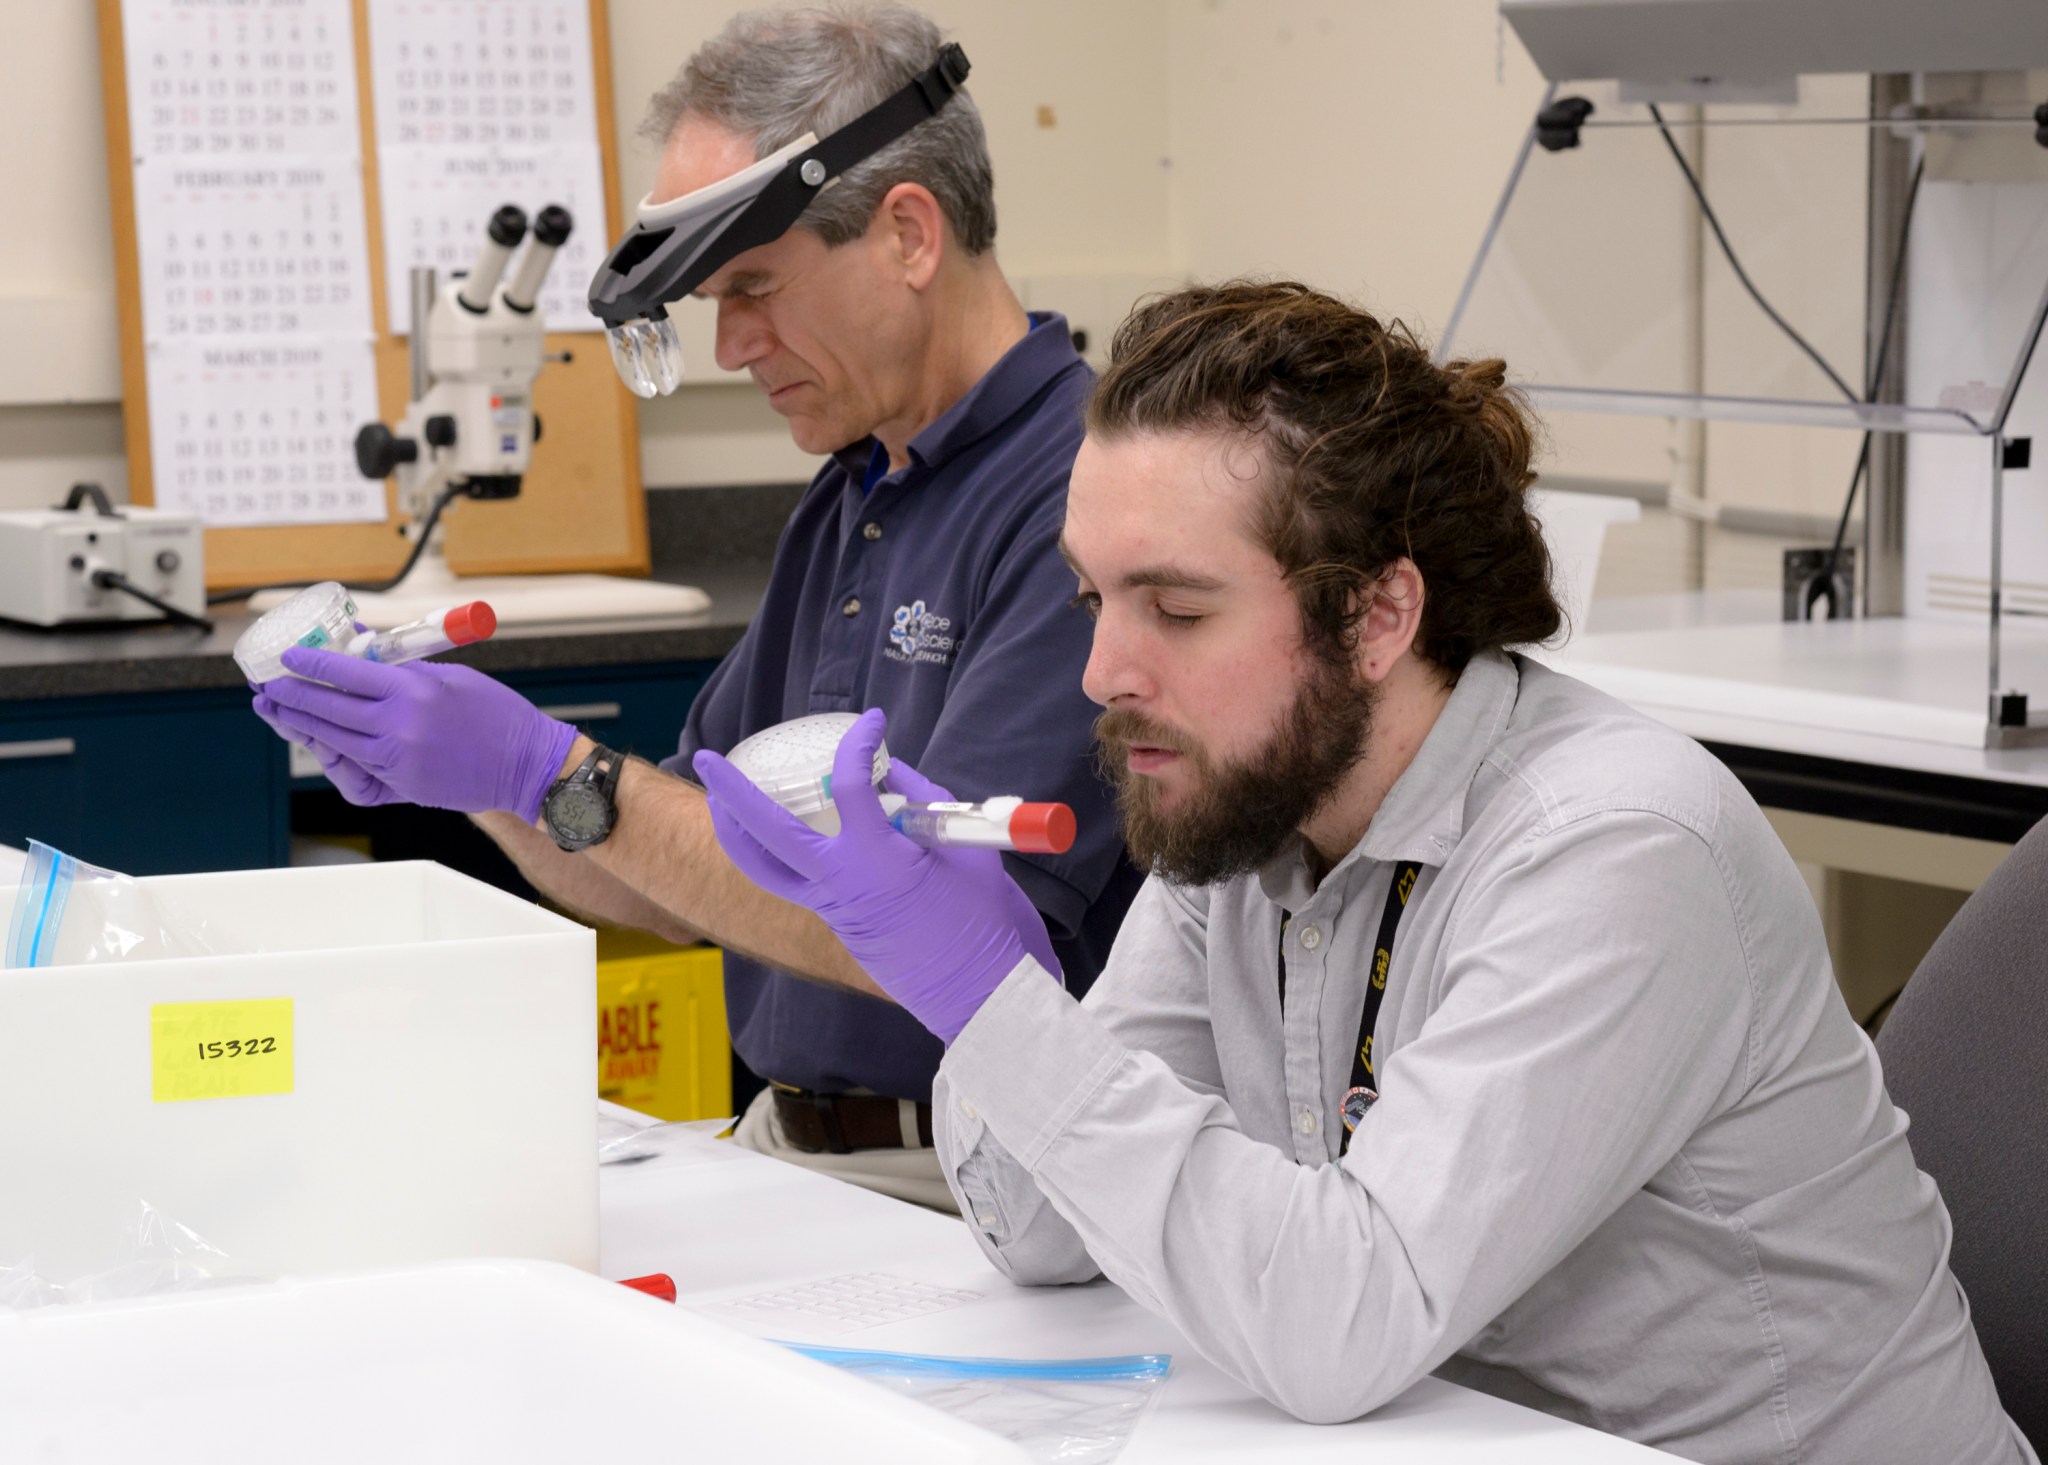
[{"x1": 618, "y1": 1273, "x2": 677, "y2": 1303}]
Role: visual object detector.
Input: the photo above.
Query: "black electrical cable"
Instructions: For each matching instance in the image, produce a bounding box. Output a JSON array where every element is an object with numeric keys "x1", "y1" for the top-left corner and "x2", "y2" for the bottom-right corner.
[
  {"x1": 90, "y1": 569, "x2": 214, "y2": 632},
  {"x1": 1648, "y1": 103, "x2": 1861, "y2": 404},
  {"x1": 206, "y1": 481, "x2": 462, "y2": 607},
  {"x1": 1813, "y1": 436, "x2": 1874, "y2": 614},
  {"x1": 1814, "y1": 154, "x2": 1929, "y2": 616}
]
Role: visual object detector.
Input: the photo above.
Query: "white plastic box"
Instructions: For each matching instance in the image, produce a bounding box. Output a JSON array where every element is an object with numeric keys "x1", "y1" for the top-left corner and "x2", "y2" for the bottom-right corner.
[
  {"x1": 0, "y1": 1259, "x2": 1029, "y2": 1464},
  {"x1": 0, "y1": 861, "x2": 597, "y2": 1281}
]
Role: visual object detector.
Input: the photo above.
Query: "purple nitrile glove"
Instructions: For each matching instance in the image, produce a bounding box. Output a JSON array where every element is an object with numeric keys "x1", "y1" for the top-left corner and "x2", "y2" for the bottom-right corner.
[
  {"x1": 249, "y1": 680, "x2": 310, "y2": 749},
  {"x1": 253, "y1": 646, "x2": 578, "y2": 822},
  {"x1": 246, "y1": 619, "x2": 374, "y2": 754},
  {"x1": 693, "y1": 708, "x2": 1059, "y2": 1043},
  {"x1": 248, "y1": 678, "x2": 393, "y2": 805}
]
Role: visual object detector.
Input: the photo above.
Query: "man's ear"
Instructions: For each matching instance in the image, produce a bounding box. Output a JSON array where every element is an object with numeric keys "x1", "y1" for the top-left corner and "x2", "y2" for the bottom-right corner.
[
  {"x1": 875, "y1": 181, "x2": 946, "y2": 290},
  {"x1": 1354, "y1": 558, "x2": 1426, "y2": 684}
]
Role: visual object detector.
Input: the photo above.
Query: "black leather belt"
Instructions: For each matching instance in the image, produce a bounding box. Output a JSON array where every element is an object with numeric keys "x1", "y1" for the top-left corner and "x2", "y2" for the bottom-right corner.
[{"x1": 771, "y1": 1086, "x2": 935, "y2": 1154}]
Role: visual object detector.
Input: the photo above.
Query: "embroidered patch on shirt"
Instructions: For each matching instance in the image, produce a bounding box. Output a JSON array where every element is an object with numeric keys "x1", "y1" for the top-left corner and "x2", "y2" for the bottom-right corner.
[{"x1": 886, "y1": 599, "x2": 958, "y2": 666}]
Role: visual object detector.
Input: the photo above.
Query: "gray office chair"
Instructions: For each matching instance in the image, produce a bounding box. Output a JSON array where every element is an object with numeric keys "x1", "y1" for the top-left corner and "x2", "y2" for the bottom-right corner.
[{"x1": 1876, "y1": 818, "x2": 2048, "y2": 1450}]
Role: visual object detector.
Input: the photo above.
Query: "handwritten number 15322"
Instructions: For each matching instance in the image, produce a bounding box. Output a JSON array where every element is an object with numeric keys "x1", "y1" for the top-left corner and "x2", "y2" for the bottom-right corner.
[{"x1": 196, "y1": 1037, "x2": 279, "y2": 1060}]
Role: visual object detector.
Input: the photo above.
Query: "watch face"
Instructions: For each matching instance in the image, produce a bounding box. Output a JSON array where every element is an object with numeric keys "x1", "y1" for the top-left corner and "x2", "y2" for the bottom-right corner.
[{"x1": 549, "y1": 781, "x2": 612, "y2": 842}]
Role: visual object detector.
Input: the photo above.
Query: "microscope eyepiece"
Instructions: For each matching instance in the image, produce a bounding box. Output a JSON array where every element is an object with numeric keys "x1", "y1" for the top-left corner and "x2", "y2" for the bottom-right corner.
[
  {"x1": 503, "y1": 205, "x2": 575, "y2": 315},
  {"x1": 532, "y1": 205, "x2": 573, "y2": 249},
  {"x1": 460, "y1": 205, "x2": 532, "y2": 312},
  {"x1": 488, "y1": 205, "x2": 530, "y2": 248}
]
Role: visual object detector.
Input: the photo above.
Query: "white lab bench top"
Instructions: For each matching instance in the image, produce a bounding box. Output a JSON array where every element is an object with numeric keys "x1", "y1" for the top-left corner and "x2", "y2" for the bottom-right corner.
[
  {"x1": 597, "y1": 1116, "x2": 1672, "y2": 1462},
  {"x1": 1548, "y1": 594, "x2": 2048, "y2": 790}
]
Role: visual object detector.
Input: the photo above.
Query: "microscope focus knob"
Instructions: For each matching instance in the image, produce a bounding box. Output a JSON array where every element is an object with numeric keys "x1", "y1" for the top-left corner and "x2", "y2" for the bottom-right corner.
[
  {"x1": 424, "y1": 415, "x2": 459, "y2": 450},
  {"x1": 354, "y1": 423, "x2": 419, "y2": 480}
]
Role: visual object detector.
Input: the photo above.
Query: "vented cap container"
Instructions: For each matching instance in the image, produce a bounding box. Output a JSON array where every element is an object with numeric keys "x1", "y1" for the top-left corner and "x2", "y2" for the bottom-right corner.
[{"x1": 724, "y1": 713, "x2": 891, "y2": 835}]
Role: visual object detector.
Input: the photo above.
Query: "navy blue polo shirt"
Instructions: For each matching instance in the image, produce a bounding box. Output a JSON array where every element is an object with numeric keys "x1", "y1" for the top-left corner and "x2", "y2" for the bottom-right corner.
[{"x1": 664, "y1": 313, "x2": 1144, "y2": 1103}]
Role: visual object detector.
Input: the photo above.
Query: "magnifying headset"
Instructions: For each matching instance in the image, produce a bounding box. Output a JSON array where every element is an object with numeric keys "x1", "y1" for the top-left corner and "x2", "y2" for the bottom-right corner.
[{"x1": 588, "y1": 43, "x2": 972, "y2": 398}]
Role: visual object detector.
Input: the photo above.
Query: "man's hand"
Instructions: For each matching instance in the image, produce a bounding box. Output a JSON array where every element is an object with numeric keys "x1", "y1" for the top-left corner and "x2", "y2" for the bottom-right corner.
[
  {"x1": 253, "y1": 648, "x2": 578, "y2": 823},
  {"x1": 693, "y1": 707, "x2": 1059, "y2": 1042}
]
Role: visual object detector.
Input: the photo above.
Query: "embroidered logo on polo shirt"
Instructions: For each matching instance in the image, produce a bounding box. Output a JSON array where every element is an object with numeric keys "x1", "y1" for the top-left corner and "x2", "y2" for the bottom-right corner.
[{"x1": 887, "y1": 599, "x2": 958, "y2": 666}]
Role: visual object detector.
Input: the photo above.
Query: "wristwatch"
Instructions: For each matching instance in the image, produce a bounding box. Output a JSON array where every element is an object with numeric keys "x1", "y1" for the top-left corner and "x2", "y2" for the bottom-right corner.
[{"x1": 542, "y1": 744, "x2": 623, "y2": 852}]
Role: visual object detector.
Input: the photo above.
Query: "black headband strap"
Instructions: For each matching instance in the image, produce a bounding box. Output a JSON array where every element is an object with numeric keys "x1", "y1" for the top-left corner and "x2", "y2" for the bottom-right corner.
[
  {"x1": 591, "y1": 44, "x2": 972, "y2": 324},
  {"x1": 807, "y1": 42, "x2": 971, "y2": 178},
  {"x1": 710, "y1": 42, "x2": 971, "y2": 275}
]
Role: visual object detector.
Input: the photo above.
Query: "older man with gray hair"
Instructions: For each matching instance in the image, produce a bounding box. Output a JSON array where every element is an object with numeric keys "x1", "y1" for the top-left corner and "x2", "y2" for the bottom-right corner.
[{"x1": 252, "y1": 4, "x2": 1141, "y2": 1209}]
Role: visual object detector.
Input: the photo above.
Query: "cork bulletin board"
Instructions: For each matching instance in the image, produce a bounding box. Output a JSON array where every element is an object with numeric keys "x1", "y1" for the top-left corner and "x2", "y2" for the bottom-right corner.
[{"x1": 98, "y1": 0, "x2": 649, "y2": 592}]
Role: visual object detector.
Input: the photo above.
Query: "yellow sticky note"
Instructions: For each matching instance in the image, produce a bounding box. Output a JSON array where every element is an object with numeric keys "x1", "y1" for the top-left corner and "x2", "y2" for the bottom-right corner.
[{"x1": 151, "y1": 999, "x2": 294, "y2": 1103}]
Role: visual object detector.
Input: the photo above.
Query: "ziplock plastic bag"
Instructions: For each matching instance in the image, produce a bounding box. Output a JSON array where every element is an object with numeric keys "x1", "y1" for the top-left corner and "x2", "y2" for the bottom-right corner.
[
  {"x1": 596, "y1": 1104, "x2": 654, "y2": 1162},
  {"x1": 597, "y1": 1107, "x2": 742, "y2": 1171},
  {"x1": 4, "y1": 841, "x2": 245, "y2": 968},
  {"x1": 0, "y1": 1201, "x2": 264, "y2": 1311},
  {"x1": 786, "y1": 1345, "x2": 1171, "y2": 1463}
]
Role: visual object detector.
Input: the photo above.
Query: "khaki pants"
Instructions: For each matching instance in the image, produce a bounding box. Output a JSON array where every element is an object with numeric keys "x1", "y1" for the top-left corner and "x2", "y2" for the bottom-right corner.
[{"x1": 731, "y1": 1087, "x2": 959, "y2": 1214}]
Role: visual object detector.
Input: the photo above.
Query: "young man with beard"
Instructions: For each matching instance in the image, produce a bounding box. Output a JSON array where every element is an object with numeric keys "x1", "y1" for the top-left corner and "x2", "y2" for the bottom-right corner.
[{"x1": 691, "y1": 282, "x2": 2030, "y2": 1463}]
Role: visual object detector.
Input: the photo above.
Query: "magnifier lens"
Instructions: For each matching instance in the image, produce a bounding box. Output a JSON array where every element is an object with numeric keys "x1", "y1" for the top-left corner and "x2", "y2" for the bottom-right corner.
[
  {"x1": 607, "y1": 322, "x2": 658, "y2": 398},
  {"x1": 647, "y1": 315, "x2": 686, "y2": 395},
  {"x1": 606, "y1": 318, "x2": 687, "y2": 397}
]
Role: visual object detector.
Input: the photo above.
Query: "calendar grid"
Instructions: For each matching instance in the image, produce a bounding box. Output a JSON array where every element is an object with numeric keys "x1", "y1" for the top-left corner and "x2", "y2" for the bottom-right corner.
[
  {"x1": 120, "y1": 0, "x2": 384, "y2": 529},
  {"x1": 368, "y1": 0, "x2": 608, "y2": 335}
]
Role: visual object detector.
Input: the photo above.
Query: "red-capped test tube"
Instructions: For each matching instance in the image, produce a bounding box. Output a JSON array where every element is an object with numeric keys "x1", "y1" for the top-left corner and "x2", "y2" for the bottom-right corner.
[
  {"x1": 358, "y1": 601, "x2": 498, "y2": 666},
  {"x1": 887, "y1": 797, "x2": 1075, "y2": 854}
]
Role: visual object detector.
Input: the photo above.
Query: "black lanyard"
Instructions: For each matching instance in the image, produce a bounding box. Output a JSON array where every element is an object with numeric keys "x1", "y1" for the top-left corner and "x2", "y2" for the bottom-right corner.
[
  {"x1": 1277, "y1": 859, "x2": 1424, "y2": 1153},
  {"x1": 1353, "y1": 860, "x2": 1422, "y2": 1098}
]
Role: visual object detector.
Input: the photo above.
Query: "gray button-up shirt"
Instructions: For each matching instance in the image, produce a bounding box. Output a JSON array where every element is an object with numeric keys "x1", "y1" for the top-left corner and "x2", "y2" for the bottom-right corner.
[{"x1": 934, "y1": 652, "x2": 2030, "y2": 1465}]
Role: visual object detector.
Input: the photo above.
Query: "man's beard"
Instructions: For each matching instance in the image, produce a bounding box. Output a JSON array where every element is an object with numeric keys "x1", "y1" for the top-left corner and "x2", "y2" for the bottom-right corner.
[{"x1": 1094, "y1": 652, "x2": 1378, "y2": 887}]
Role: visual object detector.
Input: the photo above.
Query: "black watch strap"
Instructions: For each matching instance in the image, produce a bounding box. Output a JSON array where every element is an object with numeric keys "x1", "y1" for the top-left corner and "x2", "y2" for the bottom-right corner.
[{"x1": 586, "y1": 745, "x2": 625, "y2": 801}]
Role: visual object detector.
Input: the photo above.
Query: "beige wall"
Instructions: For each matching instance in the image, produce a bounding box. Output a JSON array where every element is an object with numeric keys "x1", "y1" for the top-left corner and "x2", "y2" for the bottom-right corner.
[
  {"x1": 1163, "y1": 6, "x2": 1681, "y2": 493},
  {"x1": 0, "y1": 0, "x2": 128, "y2": 508},
  {"x1": 0, "y1": 0, "x2": 1865, "y2": 533},
  {"x1": 1167, "y1": 2, "x2": 1544, "y2": 334}
]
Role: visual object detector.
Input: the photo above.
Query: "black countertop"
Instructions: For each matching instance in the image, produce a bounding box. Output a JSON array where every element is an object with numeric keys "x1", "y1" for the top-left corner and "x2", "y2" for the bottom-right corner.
[{"x1": 0, "y1": 484, "x2": 803, "y2": 703}]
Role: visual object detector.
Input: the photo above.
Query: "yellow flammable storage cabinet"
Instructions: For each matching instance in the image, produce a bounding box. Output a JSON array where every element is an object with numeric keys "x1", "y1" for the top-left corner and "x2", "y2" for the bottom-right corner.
[{"x1": 594, "y1": 930, "x2": 731, "y2": 1122}]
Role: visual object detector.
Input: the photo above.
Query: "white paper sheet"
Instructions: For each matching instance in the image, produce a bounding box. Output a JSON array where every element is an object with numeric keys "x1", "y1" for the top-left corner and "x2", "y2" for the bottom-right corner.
[
  {"x1": 695, "y1": 1272, "x2": 987, "y2": 1339},
  {"x1": 367, "y1": 0, "x2": 608, "y2": 333},
  {"x1": 144, "y1": 337, "x2": 384, "y2": 526},
  {"x1": 133, "y1": 156, "x2": 375, "y2": 344},
  {"x1": 122, "y1": 0, "x2": 362, "y2": 160}
]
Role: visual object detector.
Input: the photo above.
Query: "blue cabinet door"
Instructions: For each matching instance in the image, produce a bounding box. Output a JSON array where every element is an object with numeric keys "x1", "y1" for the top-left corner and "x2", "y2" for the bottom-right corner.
[
  {"x1": 500, "y1": 663, "x2": 715, "y2": 768},
  {"x1": 0, "y1": 691, "x2": 288, "y2": 875},
  {"x1": 0, "y1": 725, "x2": 80, "y2": 859}
]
